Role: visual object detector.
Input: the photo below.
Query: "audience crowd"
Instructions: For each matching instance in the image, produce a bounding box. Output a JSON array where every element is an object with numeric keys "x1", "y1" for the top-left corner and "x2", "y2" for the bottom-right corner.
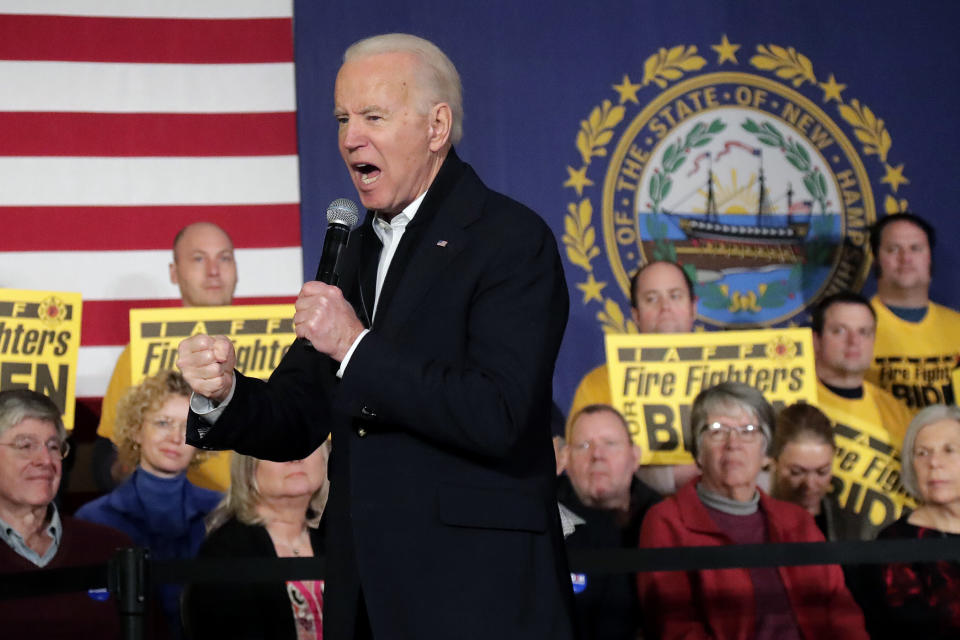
[{"x1": 3, "y1": 210, "x2": 958, "y2": 640}]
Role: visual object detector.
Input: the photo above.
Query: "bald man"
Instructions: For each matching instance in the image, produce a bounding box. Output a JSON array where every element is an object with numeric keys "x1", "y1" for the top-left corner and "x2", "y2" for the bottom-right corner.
[{"x1": 92, "y1": 222, "x2": 238, "y2": 492}]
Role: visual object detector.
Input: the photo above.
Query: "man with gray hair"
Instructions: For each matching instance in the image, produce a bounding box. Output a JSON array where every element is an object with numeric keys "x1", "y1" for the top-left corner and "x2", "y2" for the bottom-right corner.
[
  {"x1": 178, "y1": 34, "x2": 573, "y2": 639},
  {"x1": 0, "y1": 389, "x2": 132, "y2": 637}
]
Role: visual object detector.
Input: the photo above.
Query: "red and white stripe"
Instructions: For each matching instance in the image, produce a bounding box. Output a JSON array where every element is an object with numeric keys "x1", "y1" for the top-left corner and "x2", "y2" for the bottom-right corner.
[{"x1": 0, "y1": 2, "x2": 302, "y2": 399}]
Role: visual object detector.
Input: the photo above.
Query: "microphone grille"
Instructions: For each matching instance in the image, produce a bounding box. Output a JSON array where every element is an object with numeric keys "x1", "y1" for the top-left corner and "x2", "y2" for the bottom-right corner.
[{"x1": 326, "y1": 198, "x2": 359, "y2": 227}]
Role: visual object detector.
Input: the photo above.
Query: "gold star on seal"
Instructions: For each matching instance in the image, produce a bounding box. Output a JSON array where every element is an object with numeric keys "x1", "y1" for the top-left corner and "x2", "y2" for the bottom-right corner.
[
  {"x1": 612, "y1": 74, "x2": 641, "y2": 104},
  {"x1": 563, "y1": 165, "x2": 594, "y2": 196},
  {"x1": 576, "y1": 273, "x2": 607, "y2": 304},
  {"x1": 818, "y1": 74, "x2": 846, "y2": 103},
  {"x1": 881, "y1": 163, "x2": 909, "y2": 192},
  {"x1": 711, "y1": 35, "x2": 740, "y2": 65}
]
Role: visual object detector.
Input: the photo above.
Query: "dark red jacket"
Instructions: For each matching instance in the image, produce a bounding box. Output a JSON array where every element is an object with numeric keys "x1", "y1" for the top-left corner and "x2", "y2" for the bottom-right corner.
[{"x1": 638, "y1": 481, "x2": 868, "y2": 640}]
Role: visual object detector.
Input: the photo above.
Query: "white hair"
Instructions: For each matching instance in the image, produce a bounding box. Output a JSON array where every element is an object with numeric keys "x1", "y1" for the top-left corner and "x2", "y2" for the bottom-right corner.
[
  {"x1": 900, "y1": 404, "x2": 960, "y2": 499},
  {"x1": 344, "y1": 33, "x2": 463, "y2": 145}
]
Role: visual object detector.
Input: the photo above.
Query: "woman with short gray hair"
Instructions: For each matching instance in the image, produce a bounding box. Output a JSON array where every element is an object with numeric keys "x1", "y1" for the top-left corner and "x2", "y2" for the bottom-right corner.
[
  {"x1": 857, "y1": 404, "x2": 960, "y2": 639},
  {"x1": 638, "y1": 382, "x2": 867, "y2": 639}
]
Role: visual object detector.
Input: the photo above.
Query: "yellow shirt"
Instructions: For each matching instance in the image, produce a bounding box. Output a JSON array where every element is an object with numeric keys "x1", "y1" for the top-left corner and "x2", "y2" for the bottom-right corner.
[
  {"x1": 817, "y1": 379, "x2": 915, "y2": 540},
  {"x1": 98, "y1": 344, "x2": 231, "y2": 491},
  {"x1": 868, "y1": 296, "x2": 960, "y2": 414},
  {"x1": 566, "y1": 363, "x2": 613, "y2": 440}
]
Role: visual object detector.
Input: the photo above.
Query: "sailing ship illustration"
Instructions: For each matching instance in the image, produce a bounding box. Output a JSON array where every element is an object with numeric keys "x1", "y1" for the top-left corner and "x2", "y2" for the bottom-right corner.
[{"x1": 658, "y1": 150, "x2": 815, "y2": 271}]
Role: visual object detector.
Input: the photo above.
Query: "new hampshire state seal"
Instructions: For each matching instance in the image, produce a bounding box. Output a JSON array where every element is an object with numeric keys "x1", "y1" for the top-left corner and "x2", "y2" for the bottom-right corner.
[{"x1": 563, "y1": 36, "x2": 910, "y2": 330}]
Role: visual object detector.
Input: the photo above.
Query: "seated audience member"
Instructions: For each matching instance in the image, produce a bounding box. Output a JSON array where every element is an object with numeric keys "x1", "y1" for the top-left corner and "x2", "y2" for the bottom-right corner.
[
  {"x1": 638, "y1": 382, "x2": 868, "y2": 640},
  {"x1": 0, "y1": 389, "x2": 131, "y2": 639},
  {"x1": 558, "y1": 404, "x2": 661, "y2": 639},
  {"x1": 76, "y1": 370, "x2": 221, "y2": 638},
  {"x1": 857, "y1": 404, "x2": 960, "y2": 640},
  {"x1": 771, "y1": 403, "x2": 844, "y2": 539},
  {"x1": 183, "y1": 444, "x2": 329, "y2": 640}
]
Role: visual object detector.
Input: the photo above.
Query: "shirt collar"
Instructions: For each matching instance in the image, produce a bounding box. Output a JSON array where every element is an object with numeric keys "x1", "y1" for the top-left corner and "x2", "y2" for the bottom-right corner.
[{"x1": 373, "y1": 190, "x2": 427, "y2": 233}]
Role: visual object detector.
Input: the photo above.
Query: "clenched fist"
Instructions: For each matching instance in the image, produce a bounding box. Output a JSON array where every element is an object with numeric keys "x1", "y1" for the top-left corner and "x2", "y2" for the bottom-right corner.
[
  {"x1": 294, "y1": 281, "x2": 365, "y2": 361},
  {"x1": 176, "y1": 334, "x2": 236, "y2": 403}
]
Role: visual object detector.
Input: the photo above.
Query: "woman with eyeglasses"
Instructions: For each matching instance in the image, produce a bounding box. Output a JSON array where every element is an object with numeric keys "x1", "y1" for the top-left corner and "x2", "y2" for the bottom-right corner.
[
  {"x1": 76, "y1": 369, "x2": 222, "y2": 638},
  {"x1": 637, "y1": 382, "x2": 867, "y2": 639},
  {"x1": 855, "y1": 404, "x2": 960, "y2": 640}
]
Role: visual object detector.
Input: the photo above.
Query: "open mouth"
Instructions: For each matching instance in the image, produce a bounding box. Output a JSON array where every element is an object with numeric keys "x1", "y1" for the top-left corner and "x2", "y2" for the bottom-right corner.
[{"x1": 354, "y1": 163, "x2": 381, "y2": 185}]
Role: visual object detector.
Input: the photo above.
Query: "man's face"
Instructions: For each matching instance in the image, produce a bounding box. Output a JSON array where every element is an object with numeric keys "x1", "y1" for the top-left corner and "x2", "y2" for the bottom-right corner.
[
  {"x1": 0, "y1": 418, "x2": 62, "y2": 514},
  {"x1": 169, "y1": 223, "x2": 237, "y2": 307},
  {"x1": 876, "y1": 219, "x2": 931, "y2": 293},
  {"x1": 631, "y1": 262, "x2": 696, "y2": 333},
  {"x1": 772, "y1": 438, "x2": 834, "y2": 514},
  {"x1": 566, "y1": 410, "x2": 639, "y2": 509},
  {"x1": 813, "y1": 303, "x2": 876, "y2": 380},
  {"x1": 334, "y1": 52, "x2": 443, "y2": 215}
]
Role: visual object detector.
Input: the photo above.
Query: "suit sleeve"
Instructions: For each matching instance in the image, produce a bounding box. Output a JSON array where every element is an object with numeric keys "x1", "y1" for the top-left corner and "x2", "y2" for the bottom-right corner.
[
  {"x1": 186, "y1": 343, "x2": 336, "y2": 461},
  {"x1": 335, "y1": 215, "x2": 569, "y2": 459}
]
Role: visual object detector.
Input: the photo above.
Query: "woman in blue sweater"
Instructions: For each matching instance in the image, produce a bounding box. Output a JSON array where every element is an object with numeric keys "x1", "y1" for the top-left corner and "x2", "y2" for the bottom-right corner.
[{"x1": 76, "y1": 369, "x2": 222, "y2": 638}]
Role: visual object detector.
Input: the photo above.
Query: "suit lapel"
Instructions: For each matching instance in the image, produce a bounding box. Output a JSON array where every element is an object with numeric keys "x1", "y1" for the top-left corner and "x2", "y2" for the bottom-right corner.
[
  {"x1": 356, "y1": 221, "x2": 380, "y2": 328},
  {"x1": 373, "y1": 150, "x2": 484, "y2": 333}
]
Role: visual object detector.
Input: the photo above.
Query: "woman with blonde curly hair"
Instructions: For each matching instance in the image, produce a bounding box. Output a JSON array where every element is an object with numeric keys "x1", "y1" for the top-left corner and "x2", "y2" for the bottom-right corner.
[
  {"x1": 183, "y1": 443, "x2": 330, "y2": 640},
  {"x1": 76, "y1": 369, "x2": 221, "y2": 638}
]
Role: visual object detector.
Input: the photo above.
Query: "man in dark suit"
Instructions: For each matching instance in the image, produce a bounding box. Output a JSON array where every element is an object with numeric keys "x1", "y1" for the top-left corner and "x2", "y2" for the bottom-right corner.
[{"x1": 177, "y1": 34, "x2": 574, "y2": 640}]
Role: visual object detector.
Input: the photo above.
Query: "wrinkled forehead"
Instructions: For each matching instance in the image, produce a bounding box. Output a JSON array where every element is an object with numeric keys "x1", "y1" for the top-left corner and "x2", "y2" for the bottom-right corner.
[
  {"x1": 175, "y1": 223, "x2": 233, "y2": 258},
  {"x1": 881, "y1": 219, "x2": 929, "y2": 248},
  {"x1": 571, "y1": 410, "x2": 631, "y2": 443},
  {"x1": 704, "y1": 400, "x2": 758, "y2": 426},
  {"x1": 636, "y1": 263, "x2": 688, "y2": 295},
  {"x1": 335, "y1": 52, "x2": 422, "y2": 107},
  {"x1": 3, "y1": 417, "x2": 60, "y2": 441},
  {"x1": 823, "y1": 302, "x2": 875, "y2": 329}
]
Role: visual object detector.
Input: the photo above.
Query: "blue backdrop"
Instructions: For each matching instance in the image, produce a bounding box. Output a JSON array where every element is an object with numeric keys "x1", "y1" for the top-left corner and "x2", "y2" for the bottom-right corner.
[{"x1": 293, "y1": 0, "x2": 960, "y2": 413}]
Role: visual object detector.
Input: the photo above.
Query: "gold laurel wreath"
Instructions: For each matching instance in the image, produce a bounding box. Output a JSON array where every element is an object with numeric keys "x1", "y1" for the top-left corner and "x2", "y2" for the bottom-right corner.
[
  {"x1": 641, "y1": 45, "x2": 707, "y2": 89},
  {"x1": 576, "y1": 100, "x2": 624, "y2": 166},
  {"x1": 564, "y1": 38, "x2": 907, "y2": 335},
  {"x1": 597, "y1": 298, "x2": 638, "y2": 334},
  {"x1": 838, "y1": 99, "x2": 892, "y2": 163},
  {"x1": 562, "y1": 198, "x2": 599, "y2": 272},
  {"x1": 749, "y1": 44, "x2": 816, "y2": 87}
]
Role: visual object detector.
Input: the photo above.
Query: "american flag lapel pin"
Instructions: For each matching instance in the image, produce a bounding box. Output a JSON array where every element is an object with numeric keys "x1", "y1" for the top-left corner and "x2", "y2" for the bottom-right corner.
[{"x1": 436, "y1": 240, "x2": 448, "y2": 247}]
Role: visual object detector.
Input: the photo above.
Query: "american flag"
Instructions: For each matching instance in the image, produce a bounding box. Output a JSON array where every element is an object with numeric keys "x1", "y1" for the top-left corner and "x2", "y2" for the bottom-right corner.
[{"x1": 0, "y1": 2, "x2": 302, "y2": 407}]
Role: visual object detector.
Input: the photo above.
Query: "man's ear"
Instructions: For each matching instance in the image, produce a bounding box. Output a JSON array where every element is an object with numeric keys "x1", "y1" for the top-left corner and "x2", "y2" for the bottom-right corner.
[
  {"x1": 630, "y1": 306, "x2": 641, "y2": 328},
  {"x1": 427, "y1": 102, "x2": 452, "y2": 151},
  {"x1": 631, "y1": 444, "x2": 643, "y2": 470},
  {"x1": 169, "y1": 262, "x2": 179, "y2": 286}
]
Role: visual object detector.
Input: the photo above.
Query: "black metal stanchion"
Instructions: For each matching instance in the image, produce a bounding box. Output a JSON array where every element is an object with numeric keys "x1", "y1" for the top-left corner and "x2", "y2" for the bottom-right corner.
[{"x1": 109, "y1": 547, "x2": 150, "y2": 640}]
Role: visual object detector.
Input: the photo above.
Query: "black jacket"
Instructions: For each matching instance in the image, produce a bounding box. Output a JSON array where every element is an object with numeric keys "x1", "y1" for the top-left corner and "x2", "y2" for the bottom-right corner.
[{"x1": 187, "y1": 150, "x2": 574, "y2": 640}]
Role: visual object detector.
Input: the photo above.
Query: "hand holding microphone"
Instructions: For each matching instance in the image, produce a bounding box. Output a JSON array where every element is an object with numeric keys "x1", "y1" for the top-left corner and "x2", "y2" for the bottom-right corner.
[{"x1": 296, "y1": 198, "x2": 364, "y2": 360}]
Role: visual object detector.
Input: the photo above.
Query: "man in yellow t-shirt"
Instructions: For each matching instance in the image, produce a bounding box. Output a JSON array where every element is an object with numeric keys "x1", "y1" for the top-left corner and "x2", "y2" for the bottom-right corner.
[
  {"x1": 93, "y1": 222, "x2": 236, "y2": 491},
  {"x1": 812, "y1": 292, "x2": 915, "y2": 540},
  {"x1": 865, "y1": 213, "x2": 960, "y2": 413},
  {"x1": 568, "y1": 261, "x2": 700, "y2": 494}
]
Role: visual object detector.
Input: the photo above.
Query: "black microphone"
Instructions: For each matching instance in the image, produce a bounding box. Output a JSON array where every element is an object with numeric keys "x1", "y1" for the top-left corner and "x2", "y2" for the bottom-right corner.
[{"x1": 315, "y1": 198, "x2": 359, "y2": 285}]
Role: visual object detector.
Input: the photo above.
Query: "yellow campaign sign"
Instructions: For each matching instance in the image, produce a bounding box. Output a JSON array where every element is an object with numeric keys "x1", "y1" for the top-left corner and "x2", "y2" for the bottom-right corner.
[
  {"x1": 0, "y1": 288, "x2": 82, "y2": 429},
  {"x1": 605, "y1": 328, "x2": 817, "y2": 465},
  {"x1": 825, "y1": 402, "x2": 916, "y2": 536},
  {"x1": 129, "y1": 305, "x2": 296, "y2": 385}
]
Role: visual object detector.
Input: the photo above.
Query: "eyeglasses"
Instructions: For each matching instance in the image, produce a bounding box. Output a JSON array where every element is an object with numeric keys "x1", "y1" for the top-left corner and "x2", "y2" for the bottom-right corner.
[
  {"x1": 568, "y1": 439, "x2": 627, "y2": 456},
  {"x1": 149, "y1": 417, "x2": 187, "y2": 434},
  {"x1": 0, "y1": 436, "x2": 70, "y2": 460},
  {"x1": 701, "y1": 422, "x2": 763, "y2": 443}
]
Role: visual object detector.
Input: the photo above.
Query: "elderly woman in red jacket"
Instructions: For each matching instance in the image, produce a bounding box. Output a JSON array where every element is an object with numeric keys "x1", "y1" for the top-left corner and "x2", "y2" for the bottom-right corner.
[{"x1": 637, "y1": 382, "x2": 867, "y2": 640}]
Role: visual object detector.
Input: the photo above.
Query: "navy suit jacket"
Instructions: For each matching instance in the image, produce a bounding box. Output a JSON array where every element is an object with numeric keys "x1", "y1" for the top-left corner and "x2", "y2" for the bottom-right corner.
[{"x1": 187, "y1": 149, "x2": 574, "y2": 640}]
